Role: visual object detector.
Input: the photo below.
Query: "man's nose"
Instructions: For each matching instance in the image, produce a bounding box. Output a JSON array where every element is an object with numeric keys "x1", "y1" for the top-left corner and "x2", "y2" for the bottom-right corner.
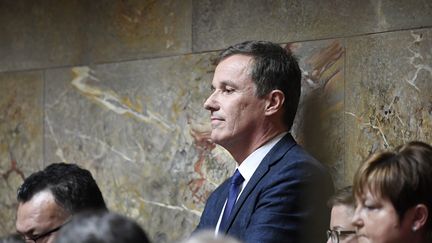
[{"x1": 203, "y1": 91, "x2": 218, "y2": 111}]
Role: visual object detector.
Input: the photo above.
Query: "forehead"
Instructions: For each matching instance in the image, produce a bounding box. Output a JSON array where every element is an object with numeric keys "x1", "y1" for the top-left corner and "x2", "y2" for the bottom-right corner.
[
  {"x1": 213, "y1": 55, "x2": 253, "y2": 84},
  {"x1": 16, "y1": 191, "x2": 67, "y2": 233},
  {"x1": 330, "y1": 204, "x2": 355, "y2": 229},
  {"x1": 332, "y1": 204, "x2": 354, "y2": 217}
]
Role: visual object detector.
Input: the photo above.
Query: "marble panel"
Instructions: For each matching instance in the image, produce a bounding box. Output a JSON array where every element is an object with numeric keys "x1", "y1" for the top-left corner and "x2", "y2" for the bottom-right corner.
[
  {"x1": 0, "y1": 71, "x2": 44, "y2": 235},
  {"x1": 43, "y1": 39, "x2": 346, "y2": 241},
  {"x1": 193, "y1": 0, "x2": 432, "y2": 52},
  {"x1": 44, "y1": 53, "x2": 235, "y2": 242},
  {"x1": 289, "y1": 40, "x2": 345, "y2": 188},
  {"x1": 0, "y1": 0, "x2": 88, "y2": 72},
  {"x1": 87, "y1": 0, "x2": 192, "y2": 63},
  {"x1": 0, "y1": 0, "x2": 192, "y2": 72},
  {"x1": 345, "y1": 29, "x2": 432, "y2": 184}
]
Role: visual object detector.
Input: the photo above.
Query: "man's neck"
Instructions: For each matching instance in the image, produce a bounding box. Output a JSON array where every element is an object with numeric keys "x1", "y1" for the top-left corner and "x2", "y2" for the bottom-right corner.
[{"x1": 229, "y1": 129, "x2": 287, "y2": 163}]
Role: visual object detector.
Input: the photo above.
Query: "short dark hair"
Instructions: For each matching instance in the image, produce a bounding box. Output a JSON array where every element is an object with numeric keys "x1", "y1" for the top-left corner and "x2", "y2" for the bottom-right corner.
[
  {"x1": 55, "y1": 211, "x2": 150, "y2": 243},
  {"x1": 327, "y1": 186, "x2": 354, "y2": 208},
  {"x1": 17, "y1": 163, "x2": 107, "y2": 213},
  {"x1": 218, "y1": 40, "x2": 302, "y2": 130}
]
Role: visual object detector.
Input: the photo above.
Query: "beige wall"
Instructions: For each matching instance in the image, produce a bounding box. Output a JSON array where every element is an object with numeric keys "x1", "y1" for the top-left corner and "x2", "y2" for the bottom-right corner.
[{"x1": 1, "y1": 0, "x2": 431, "y2": 242}]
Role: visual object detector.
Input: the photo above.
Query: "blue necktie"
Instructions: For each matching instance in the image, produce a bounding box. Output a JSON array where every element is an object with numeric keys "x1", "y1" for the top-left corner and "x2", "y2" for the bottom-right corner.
[{"x1": 220, "y1": 169, "x2": 244, "y2": 230}]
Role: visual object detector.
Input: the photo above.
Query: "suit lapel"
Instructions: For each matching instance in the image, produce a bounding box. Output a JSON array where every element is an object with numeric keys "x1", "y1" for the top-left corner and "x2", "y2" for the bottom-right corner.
[
  {"x1": 210, "y1": 180, "x2": 230, "y2": 226},
  {"x1": 220, "y1": 134, "x2": 297, "y2": 232}
]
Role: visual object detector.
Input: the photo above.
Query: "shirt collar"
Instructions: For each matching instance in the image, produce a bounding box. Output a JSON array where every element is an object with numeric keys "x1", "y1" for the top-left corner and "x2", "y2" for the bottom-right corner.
[{"x1": 237, "y1": 132, "x2": 287, "y2": 185}]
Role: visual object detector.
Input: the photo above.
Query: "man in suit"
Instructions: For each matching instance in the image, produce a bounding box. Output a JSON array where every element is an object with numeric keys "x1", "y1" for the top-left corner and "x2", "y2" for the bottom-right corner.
[{"x1": 195, "y1": 40, "x2": 334, "y2": 243}]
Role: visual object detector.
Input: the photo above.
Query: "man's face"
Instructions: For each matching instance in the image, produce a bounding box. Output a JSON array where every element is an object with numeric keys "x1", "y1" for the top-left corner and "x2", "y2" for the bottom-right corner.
[
  {"x1": 327, "y1": 204, "x2": 358, "y2": 243},
  {"x1": 203, "y1": 54, "x2": 266, "y2": 149},
  {"x1": 16, "y1": 190, "x2": 70, "y2": 243}
]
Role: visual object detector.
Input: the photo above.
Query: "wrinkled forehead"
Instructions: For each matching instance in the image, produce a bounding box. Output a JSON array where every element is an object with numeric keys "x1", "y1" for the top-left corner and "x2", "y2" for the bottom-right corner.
[
  {"x1": 215, "y1": 55, "x2": 253, "y2": 75},
  {"x1": 330, "y1": 205, "x2": 356, "y2": 230}
]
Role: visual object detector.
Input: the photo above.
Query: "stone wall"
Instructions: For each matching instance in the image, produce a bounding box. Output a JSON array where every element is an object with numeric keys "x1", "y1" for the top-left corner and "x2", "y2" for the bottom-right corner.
[{"x1": 1, "y1": 0, "x2": 431, "y2": 242}]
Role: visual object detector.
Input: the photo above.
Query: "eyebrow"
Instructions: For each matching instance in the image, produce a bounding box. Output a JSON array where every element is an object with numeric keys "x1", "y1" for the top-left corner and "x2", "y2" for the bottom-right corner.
[
  {"x1": 221, "y1": 80, "x2": 236, "y2": 86},
  {"x1": 212, "y1": 80, "x2": 238, "y2": 89}
]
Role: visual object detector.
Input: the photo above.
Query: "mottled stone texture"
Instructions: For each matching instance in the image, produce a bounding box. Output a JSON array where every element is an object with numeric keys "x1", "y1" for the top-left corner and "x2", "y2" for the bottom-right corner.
[
  {"x1": 0, "y1": 0, "x2": 191, "y2": 72},
  {"x1": 0, "y1": 72, "x2": 44, "y2": 233},
  {"x1": 345, "y1": 29, "x2": 432, "y2": 184},
  {"x1": 88, "y1": 0, "x2": 191, "y2": 63},
  {"x1": 290, "y1": 40, "x2": 345, "y2": 187},
  {"x1": 0, "y1": 1, "x2": 85, "y2": 72},
  {"x1": 0, "y1": 40, "x2": 347, "y2": 240},
  {"x1": 0, "y1": 0, "x2": 431, "y2": 242},
  {"x1": 43, "y1": 54, "x2": 235, "y2": 242},
  {"x1": 193, "y1": 0, "x2": 432, "y2": 51}
]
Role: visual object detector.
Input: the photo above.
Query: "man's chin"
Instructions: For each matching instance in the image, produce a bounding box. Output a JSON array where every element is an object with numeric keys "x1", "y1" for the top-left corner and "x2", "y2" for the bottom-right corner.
[
  {"x1": 210, "y1": 133, "x2": 228, "y2": 146},
  {"x1": 210, "y1": 135, "x2": 222, "y2": 145}
]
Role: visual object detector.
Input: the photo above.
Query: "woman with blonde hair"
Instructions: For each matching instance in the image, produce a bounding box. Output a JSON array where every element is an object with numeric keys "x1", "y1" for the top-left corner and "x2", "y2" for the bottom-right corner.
[{"x1": 352, "y1": 141, "x2": 432, "y2": 243}]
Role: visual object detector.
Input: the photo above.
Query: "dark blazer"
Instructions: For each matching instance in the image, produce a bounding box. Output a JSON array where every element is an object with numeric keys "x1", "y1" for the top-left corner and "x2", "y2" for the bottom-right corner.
[{"x1": 195, "y1": 133, "x2": 334, "y2": 243}]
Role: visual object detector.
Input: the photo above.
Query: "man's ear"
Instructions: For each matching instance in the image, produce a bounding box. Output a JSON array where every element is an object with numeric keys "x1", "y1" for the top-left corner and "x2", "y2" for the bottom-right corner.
[
  {"x1": 410, "y1": 204, "x2": 429, "y2": 232},
  {"x1": 264, "y1": 90, "x2": 285, "y2": 116}
]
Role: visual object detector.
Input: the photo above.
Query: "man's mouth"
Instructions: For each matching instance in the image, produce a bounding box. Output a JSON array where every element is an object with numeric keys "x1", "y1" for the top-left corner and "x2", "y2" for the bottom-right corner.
[{"x1": 210, "y1": 116, "x2": 224, "y2": 121}]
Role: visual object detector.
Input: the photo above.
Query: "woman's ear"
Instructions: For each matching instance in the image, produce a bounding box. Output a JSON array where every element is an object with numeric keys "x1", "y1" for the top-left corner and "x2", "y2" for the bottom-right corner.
[
  {"x1": 411, "y1": 204, "x2": 428, "y2": 232},
  {"x1": 264, "y1": 90, "x2": 285, "y2": 116}
]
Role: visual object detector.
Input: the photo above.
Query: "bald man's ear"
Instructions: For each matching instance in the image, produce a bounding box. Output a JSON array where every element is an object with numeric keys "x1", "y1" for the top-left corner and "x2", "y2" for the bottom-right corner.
[{"x1": 264, "y1": 90, "x2": 285, "y2": 116}]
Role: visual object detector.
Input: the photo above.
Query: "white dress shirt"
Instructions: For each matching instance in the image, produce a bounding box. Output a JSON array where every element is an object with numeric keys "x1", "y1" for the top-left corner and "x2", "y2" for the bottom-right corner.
[{"x1": 215, "y1": 132, "x2": 287, "y2": 234}]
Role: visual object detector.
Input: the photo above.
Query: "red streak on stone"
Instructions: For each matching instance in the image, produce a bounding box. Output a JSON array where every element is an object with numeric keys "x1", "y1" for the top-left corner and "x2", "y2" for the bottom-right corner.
[
  {"x1": 188, "y1": 128, "x2": 215, "y2": 203},
  {"x1": 2, "y1": 149, "x2": 25, "y2": 181}
]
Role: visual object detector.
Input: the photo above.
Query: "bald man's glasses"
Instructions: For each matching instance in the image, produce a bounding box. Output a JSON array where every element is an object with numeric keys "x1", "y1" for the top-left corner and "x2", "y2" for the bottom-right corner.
[{"x1": 21, "y1": 221, "x2": 68, "y2": 243}]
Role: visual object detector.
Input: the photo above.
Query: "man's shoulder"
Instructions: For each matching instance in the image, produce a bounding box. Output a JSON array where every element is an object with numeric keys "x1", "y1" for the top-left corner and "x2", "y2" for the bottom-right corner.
[
  {"x1": 282, "y1": 144, "x2": 322, "y2": 165},
  {"x1": 270, "y1": 135, "x2": 323, "y2": 165},
  {"x1": 267, "y1": 133, "x2": 318, "y2": 161},
  {"x1": 265, "y1": 142, "x2": 332, "y2": 184}
]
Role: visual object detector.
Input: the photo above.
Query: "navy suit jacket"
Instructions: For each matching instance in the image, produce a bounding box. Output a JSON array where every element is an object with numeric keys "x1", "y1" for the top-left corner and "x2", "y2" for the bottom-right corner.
[{"x1": 195, "y1": 133, "x2": 334, "y2": 243}]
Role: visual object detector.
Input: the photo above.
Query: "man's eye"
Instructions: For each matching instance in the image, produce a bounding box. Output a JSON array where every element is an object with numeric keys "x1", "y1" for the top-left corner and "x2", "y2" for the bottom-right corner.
[{"x1": 223, "y1": 88, "x2": 234, "y2": 94}]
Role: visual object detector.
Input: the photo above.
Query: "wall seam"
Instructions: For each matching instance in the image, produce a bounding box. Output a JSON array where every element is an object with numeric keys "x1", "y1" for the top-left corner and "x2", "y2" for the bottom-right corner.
[{"x1": 42, "y1": 69, "x2": 46, "y2": 168}]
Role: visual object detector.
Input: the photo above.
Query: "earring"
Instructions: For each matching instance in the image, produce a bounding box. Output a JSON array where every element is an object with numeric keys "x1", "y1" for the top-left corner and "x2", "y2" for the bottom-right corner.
[{"x1": 412, "y1": 226, "x2": 417, "y2": 232}]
